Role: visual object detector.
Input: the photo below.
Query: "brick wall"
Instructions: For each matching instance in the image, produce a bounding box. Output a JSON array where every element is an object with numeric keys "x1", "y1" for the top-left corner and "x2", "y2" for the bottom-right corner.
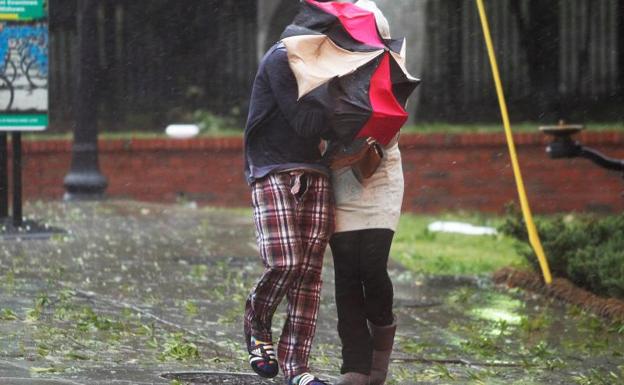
[
  {"x1": 13, "y1": 132, "x2": 624, "y2": 214},
  {"x1": 399, "y1": 132, "x2": 624, "y2": 213}
]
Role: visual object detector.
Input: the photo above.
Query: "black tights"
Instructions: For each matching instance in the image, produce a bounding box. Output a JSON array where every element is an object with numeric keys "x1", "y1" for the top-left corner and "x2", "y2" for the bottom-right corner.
[{"x1": 329, "y1": 229, "x2": 395, "y2": 375}]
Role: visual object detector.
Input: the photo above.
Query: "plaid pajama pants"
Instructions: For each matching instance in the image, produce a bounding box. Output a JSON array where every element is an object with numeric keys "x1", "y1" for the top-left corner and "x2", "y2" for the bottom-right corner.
[{"x1": 244, "y1": 171, "x2": 334, "y2": 379}]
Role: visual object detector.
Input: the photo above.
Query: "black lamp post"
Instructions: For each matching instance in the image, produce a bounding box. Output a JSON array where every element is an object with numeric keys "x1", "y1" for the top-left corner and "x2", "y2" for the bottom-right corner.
[
  {"x1": 63, "y1": 0, "x2": 108, "y2": 200},
  {"x1": 540, "y1": 122, "x2": 624, "y2": 173}
]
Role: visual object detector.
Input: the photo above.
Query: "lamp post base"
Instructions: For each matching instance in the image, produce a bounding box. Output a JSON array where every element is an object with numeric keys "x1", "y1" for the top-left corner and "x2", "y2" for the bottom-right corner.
[{"x1": 63, "y1": 171, "x2": 108, "y2": 201}]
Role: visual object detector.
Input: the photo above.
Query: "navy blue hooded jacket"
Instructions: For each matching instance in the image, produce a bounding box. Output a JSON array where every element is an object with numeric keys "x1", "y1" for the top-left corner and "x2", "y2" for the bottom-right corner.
[{"x1": 243, "y1": 43, "x2": 333, "y2": 184}]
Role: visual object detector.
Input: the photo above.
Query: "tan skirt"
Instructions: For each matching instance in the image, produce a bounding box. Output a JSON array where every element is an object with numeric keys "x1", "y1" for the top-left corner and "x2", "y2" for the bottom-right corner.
[{"x1": 332, "y1": 140, "x2": 404, "y2": 233}]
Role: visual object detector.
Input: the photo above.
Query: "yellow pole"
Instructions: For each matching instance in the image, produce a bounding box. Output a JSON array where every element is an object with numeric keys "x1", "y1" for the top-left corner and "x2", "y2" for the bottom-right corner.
[{"x1": 475, "y1": 0, "x2": 552, "y2": 284}]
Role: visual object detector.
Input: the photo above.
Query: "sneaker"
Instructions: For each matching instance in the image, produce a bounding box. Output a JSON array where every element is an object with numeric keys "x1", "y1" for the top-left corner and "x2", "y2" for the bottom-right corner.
[
  {"x1": 287, "y1": 372, "x2": 329, "y2": 385},
  {"x1": 247, "y1": 335, "x2": 279, "y2": 378}
]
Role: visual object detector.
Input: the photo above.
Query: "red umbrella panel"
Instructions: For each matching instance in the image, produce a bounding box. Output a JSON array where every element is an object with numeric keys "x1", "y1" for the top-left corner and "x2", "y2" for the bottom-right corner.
[
  {"x1": 282, "y1": 0, "x2": 420, "y2": 146},
  {"x1": 282, "y1": 0, "x2": 387, "y2": 52}
]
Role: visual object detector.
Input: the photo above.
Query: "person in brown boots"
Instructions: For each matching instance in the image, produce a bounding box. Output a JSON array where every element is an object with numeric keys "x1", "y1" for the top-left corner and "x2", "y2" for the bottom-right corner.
[
  {"x1": 368, "y1": 315, "x2": 396, "y2": 384},
  {"x1": 327, "y1": 1, "x2": 404, "y2": 384}
]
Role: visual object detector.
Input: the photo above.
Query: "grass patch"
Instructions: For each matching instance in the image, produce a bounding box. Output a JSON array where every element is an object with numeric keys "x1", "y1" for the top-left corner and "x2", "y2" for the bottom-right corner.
[
  {"x1": 199, "y1": 207, "x2": 525, "y2": 276},
  {"x1": 392, "y1": 212, "x2": 527, "y2": 275}
]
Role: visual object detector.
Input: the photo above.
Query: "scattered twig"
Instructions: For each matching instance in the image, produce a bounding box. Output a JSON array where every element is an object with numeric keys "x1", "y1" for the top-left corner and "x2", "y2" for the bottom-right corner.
[
  {"x1": 60, "y1": 330, "x2": 91, "y2": 350},
  {"x1": 392, "y1": 355, "x2": 528, "y2": 368},
  {"x1": 66, "y1": 285, "x2": 237, "y2": 360}
]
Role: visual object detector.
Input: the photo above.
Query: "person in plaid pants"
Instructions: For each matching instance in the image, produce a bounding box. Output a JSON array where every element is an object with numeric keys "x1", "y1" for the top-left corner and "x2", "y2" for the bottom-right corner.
[{"x1": 242, "y1": 32, "x2": 335, "y2": 385}]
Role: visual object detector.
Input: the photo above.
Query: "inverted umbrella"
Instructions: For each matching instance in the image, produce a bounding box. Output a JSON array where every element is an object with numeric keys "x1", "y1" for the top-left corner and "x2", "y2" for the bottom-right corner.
[{"x1": 281, "y1": 0, "x2": 420, "y2": 146}]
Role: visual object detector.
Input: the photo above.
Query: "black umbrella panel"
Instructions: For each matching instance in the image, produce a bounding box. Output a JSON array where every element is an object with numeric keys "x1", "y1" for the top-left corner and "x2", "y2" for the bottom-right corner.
[{"x1": 282, "y1": 0, "x2": 420, "y2": 145}]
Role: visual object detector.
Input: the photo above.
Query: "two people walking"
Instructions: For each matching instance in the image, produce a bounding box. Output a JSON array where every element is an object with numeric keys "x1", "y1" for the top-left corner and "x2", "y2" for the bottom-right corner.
[{"x1": 243, "y1": 1, "x2": 414, "y2": 384}]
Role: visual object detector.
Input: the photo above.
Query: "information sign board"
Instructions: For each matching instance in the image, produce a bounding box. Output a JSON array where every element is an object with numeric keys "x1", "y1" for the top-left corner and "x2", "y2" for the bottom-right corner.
[{"x1": 0, "y1": 0, "x2": 48, "y2": 131}]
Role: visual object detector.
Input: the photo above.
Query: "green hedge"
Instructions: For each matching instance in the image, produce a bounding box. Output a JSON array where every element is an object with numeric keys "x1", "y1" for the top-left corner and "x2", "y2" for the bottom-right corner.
[{"x1": 500, "y1": 207, "x2": 624, "y2": 299}]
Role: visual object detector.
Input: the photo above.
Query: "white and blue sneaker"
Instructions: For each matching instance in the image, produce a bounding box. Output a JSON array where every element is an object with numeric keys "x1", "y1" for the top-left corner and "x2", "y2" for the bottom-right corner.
[
  {"x1": 287, "y1": 372, "x2": 329, "y2": 385},
  {"x1": 247, "y1": 335, "x2": 279, "y2": 378}
]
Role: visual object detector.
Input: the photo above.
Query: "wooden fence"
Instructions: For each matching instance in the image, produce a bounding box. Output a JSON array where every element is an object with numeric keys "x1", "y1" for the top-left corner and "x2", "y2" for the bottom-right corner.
[
  {"x1": 45, "y1": 0, "x2": 623, "y2": 131},
  {"x1": 48, "y1": 0, "x2": 258, "y2": 131},
  {"x1": 419, "y1": 0, "x2": 624, "y2": 122}
]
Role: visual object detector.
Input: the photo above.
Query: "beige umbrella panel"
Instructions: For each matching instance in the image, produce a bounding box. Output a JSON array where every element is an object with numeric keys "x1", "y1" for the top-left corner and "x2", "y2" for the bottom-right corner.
[
  {"x1": 283, "y1": 34, "x2": 418, "y2": 107},
  {"x1": 282, "y1": 35, "x2": 384, "y2": 100}
]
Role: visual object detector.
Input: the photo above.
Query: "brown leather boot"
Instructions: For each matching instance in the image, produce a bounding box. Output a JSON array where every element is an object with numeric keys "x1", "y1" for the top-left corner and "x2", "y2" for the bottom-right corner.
[
  {"x1": 335, "y1": 372, "x2": 369, "y2": 385},
  {"x1": 368, "y1": 320, "x2": 396, "y2": 385}
]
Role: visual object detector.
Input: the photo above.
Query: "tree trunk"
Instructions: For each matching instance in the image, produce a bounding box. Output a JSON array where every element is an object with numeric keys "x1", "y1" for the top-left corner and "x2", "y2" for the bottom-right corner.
[
  {"x1": 445, "y1": 0, "x2": 463, "y2": 120},
  {"x1": 266, "y1": 0, "x2": 300, "y2": 50},
  {"x1": 618, "y1": 0, "x2": 624, "y2": 100},
  {"x1": 102, "y1": 1, "x2": 119, "y2": 130},
  {"x1": 528, "y1": 0, "x2": 561, "y2": 122},
  {"x1": 511, "y1": 0, "x2": 561, "y2": 122}
]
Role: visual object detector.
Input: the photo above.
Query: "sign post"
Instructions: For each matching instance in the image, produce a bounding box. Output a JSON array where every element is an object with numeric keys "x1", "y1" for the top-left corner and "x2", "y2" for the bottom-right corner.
[{"x1": 0, "y1": 1, "x2": 61, "y2": 238}]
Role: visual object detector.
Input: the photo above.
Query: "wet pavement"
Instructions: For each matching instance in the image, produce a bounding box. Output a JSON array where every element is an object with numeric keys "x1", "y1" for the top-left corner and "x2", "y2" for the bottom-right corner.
[{"x1": 0, "y1": 201, "x2": 623, "y2": 385}]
